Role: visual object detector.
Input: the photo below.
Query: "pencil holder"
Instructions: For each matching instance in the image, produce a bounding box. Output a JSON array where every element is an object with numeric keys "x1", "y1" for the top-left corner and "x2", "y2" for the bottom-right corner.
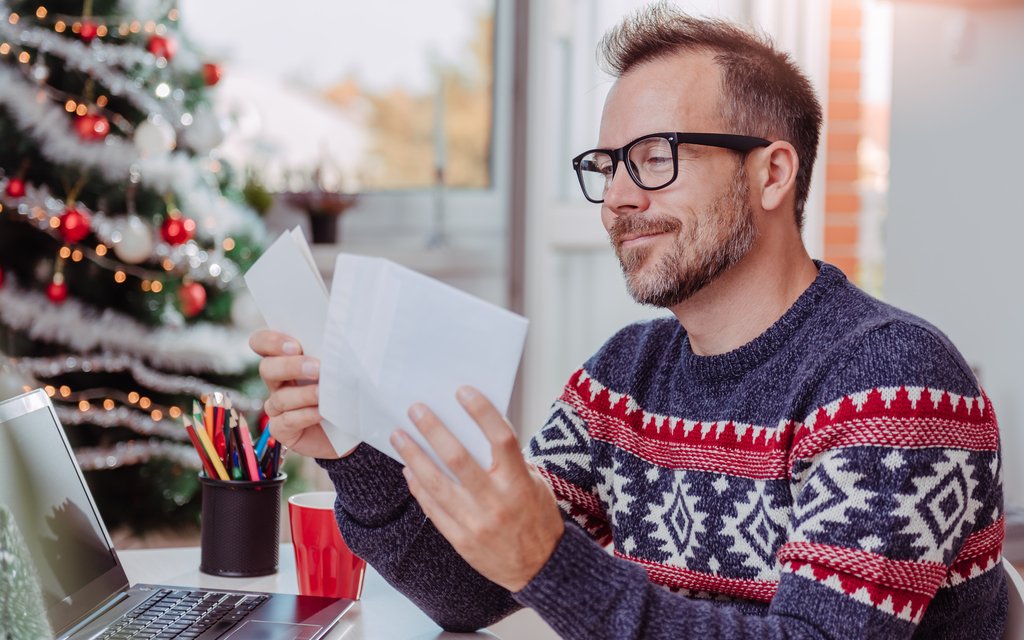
[{"x1": 199, "y1": 473, "x2": 286, "y2": 577}]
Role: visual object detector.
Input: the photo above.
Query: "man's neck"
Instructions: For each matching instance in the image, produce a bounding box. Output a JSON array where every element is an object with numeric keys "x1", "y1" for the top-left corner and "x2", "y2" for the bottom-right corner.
[{"x1": 670, "y1": 242, "x2": 819, "y2": 357}]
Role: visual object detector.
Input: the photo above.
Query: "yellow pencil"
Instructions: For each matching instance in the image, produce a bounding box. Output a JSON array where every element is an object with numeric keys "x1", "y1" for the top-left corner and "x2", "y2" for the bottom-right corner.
[{"x1": 187, "y1": 416, "x2": 229, "y2": 480}]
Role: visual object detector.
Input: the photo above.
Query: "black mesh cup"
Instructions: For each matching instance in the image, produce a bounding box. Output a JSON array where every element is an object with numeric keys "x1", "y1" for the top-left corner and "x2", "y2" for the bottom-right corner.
[{"x1": 199, "y1": 473, "x2": 286, "y2": 577}]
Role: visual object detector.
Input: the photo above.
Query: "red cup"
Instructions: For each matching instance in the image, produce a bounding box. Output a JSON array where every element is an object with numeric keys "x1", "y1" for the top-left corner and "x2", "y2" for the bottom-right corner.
[{"x1": 288, "y1": 491, "x2": 367, "y2": 599}]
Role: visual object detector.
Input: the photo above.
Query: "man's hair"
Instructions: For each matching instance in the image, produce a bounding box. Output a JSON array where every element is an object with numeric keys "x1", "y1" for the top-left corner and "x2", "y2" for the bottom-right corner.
[{"x1": 598, "y1": 3, "x2": 823, "y2": 228}]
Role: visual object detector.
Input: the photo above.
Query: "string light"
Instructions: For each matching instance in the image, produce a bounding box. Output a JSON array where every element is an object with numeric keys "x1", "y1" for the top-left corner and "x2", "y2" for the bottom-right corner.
[
  {"x1": 95, "y1": 244, "x2": 107, "y2": 256},
  {"x1": 113, "y1": 270, "x2": 126, "y2": 283},
  {"x1": 168, "y1": 406, "x2": 181, "y2": 419},
  {"x1": 103, "y1": 398, "x2": 115, "y2": 410},
  {"x1": 35, "y1": 7, "x2": 47, "y2": 19},
  {"x1": 96, "y1": 95, "x2": 108, "y2": 107},
  {"x1": 75, "y1": 103, "x2": 87, "y2": 116},
  {"x1": 44, "y1": 385, "x2": 56, "y2": 396},
  {"x1": 17, "y1": 50, "x2": 28, "y2": 64},
  {"x1": 58, "y1": 246, "x2": 71, "y2": 258},
  {"x1": 71, "y1": 249, "x2": 83, "y2": 262},
  {"x1": 139, "y1": 396, "x2": 151, "y2": 409},
  {"x1": 222, "y1": 238, "x2": 235, "y2": 251},
  {"x1": 59, "y1": 385, "x2": 71, "y2": 397},
  {"x1": 78, "y1": 399, "x2": 90, "y2": 411},
  {"x1": 128, "y1": 391, "x2": 140, "y2": 403},
  {"x1": 54, "y1": 19, "x2": 65, "y2": 32},
  {"x1": 0, "y1": 43, "x2": 9, "y2": 55},
  {"x1": 150, "y1": 409, "x2": 163, "y2": 421},
  {"x1": 64, "y1": 99, "x2": 75, "y2": 112},
  {"x1": 8, "y1": 13, "x2": 19, "y2": 25},
  {"x1": 150, "y1": 280, "x2": 163, "y2": 293}
]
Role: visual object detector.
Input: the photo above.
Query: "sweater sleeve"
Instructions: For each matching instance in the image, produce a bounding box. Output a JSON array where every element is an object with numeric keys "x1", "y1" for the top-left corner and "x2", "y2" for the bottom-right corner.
[
  {"x1": 514, "y1": 323, "x2": 1004, "y2": 639},
  {"x1": 317, "y1": 443, "x2": 521, "y2": 631}
]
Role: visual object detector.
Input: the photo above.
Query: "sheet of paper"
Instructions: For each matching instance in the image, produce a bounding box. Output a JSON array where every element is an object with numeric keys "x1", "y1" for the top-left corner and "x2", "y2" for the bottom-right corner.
[
  {"x1": 319, "y1": 254, "x2": 529, "y2": 473},
  {"x1": 242, "y1": 227, "x2": 361, "y2": 455}
]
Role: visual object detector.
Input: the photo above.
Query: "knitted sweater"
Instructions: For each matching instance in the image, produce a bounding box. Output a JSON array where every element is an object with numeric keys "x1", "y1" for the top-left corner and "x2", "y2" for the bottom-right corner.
[{"x1": 318, "y1": 263, "x2": 1006, "y2": 639}]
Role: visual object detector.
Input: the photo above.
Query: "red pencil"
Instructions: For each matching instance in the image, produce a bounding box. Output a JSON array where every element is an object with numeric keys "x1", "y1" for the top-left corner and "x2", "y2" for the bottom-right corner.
[
  {"x1": 238, "y1": 415, "x2": 261, "y2": 482},
  {"x1": 183, "y1": 419, "x2": 218, "y2": 479}
]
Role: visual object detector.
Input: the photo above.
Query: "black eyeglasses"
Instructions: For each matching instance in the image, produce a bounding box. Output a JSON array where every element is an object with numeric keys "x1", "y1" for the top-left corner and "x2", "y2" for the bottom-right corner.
[{"x1": 571, "y1": 132, "x2": 772, "y2": 204}]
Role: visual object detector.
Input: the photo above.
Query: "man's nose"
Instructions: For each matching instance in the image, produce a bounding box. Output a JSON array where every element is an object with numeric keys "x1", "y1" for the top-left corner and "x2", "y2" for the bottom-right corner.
[{"x1": 603, "y1": 163, "x2": 648, "y2": 212}]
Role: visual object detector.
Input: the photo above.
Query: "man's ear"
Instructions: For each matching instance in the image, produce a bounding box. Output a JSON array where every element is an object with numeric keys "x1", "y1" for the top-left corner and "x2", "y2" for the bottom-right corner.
[{"x1": 755, "y1": 141, "x2": 799, "y2": 212}]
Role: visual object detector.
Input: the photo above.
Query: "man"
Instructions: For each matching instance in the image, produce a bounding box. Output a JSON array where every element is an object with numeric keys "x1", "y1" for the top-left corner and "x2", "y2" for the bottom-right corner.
[{"x1": 251, "y1": 5, "x2": 1006, "y2": 638}]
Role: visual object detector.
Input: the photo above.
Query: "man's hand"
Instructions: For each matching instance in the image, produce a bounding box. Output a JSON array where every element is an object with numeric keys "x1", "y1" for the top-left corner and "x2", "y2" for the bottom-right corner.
[
  {"x1": 249, "y1": 329, "x2": 353, "y2": 459},
  {"x1": 391, "y1": 385, "x2": 564, "y2": 593}
]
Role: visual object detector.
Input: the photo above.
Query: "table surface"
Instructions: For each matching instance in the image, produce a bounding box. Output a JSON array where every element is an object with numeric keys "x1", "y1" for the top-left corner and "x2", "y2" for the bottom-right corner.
[{"x1": 117, "y1": 544, "x2": 559, "y2": 640}]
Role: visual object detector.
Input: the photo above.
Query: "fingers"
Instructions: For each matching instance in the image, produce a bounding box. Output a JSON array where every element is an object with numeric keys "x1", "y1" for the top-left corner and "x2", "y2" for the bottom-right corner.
[
  {"x1": 263, "y1": 383, "x2": 319, "y2": 418},
  {"x1": 455, "y1": 386, "x2": 522, "y2": 472},
  {"x1": 401, "y1": 465, "x2": 461, "y2": 539},
  {"x1": 268, "y1": 406, "x2": 324, "y2": 446},
  {"x1": 249, "y1": 329, "x2": 302, "y2": 357},
  {"x1": 258, "y1": 356, "x2": 320, "y2": 392},
  {"x1": 405, "y1": 403, "x2": 489, "y2": 486}
]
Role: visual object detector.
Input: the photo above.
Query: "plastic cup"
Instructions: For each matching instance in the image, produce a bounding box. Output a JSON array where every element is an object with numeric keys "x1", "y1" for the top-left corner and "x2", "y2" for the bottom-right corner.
[{"x1": 288, "y1": 491, "x2": 366, "y2": 599}]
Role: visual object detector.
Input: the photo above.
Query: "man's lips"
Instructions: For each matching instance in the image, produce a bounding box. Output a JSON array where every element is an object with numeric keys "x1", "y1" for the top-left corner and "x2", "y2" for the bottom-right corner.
[{"x1": 618, "y1": 229, "x2": 670, "y2": 247}]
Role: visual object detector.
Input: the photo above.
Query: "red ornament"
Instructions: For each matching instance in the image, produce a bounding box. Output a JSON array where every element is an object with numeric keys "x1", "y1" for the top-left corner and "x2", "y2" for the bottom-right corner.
[
  {"x1": 80, "y1": 20, "x2": 98, "y2": 43},
  {"x1": 74, "y1": 113, "x2": 110, "y2": 141},
  {"x1": 160, "y1": 216, "x2": 196, "y2": 245},
  {"x1": 5, "y1": 177, "x2": 26, "y2": 198},
  {"x1": 202, "y1": 62, "x2": 222, "y2": 86},
  {"x1": 178, "y1": 282, "x2": 207, "y2": 318},
  {"x1": 147, "y1": 35, "x2": 177, "y2": 60},
  {"x1": 47, "y1": 279, "x2": 68, "y2": 304},
  {"x1": 0, "y1": 265, "x2": 5, "y2": 289},
  {"x1": 60, "y1": 208, "x2": 92, "y2": 244}
]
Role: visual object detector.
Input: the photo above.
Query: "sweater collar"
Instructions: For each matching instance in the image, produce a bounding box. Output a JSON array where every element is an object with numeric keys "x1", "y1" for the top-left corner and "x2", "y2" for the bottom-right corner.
[{"x1": 680, "y1": 261, "x2": 845, "y2": 383}]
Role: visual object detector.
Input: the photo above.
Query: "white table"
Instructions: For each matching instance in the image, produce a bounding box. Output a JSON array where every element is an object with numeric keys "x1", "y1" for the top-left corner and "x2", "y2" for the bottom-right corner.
[{"x1": 117, "y1": 544, "x2": 559, "y2": 640}]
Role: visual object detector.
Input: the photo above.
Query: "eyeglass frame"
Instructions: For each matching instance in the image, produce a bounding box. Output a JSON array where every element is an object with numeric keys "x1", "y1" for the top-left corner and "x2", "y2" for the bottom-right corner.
[{"x1": 571, "y1": 132, "x2": 772, "y2": 204}]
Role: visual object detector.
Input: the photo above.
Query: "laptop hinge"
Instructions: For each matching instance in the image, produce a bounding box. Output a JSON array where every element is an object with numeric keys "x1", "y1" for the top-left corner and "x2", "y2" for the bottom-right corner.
[{"x1": 58, "y1": 591, "x2": 130, "y2": 640}]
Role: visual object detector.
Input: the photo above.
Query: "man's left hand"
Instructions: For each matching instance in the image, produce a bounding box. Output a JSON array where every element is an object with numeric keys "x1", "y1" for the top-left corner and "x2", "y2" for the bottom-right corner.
[{"x1": 390, "y1": 385, "x2": 564, "y2": 593}]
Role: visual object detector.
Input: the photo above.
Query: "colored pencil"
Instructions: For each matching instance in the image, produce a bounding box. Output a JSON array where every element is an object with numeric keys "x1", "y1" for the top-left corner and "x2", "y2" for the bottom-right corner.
[
  {"x1": 189, "y1": 416, "x2": 229, "y2": 480},
  {"x1": 183, "y1": 419, "x2": 218, "y2": 479},
  {"x1": 238, "y1": 415, "x2": 261, "y2": 483}
]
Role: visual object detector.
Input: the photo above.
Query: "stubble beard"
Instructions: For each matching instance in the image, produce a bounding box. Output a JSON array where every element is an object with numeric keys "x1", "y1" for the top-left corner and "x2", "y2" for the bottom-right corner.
[{"x1": 611, "y1": 168, "x2": 758, "y2": 308}]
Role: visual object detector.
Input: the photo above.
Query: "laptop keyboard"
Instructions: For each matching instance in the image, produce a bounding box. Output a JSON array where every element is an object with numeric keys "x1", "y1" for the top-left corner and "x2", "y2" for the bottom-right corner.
[{"x1": 98, "y1": 588, "x2": 269, "y2": 640}]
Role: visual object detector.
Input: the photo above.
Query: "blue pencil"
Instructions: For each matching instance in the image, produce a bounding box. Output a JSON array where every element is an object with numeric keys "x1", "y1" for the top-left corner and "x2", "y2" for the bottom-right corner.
[{"x1": 254, "y1": 422, "x2": 272, "y2": 459}]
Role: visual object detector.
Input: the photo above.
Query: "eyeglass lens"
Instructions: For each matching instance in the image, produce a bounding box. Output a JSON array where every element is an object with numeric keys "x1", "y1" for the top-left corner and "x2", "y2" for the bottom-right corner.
[{"x1": 577, "y1": 136, "x2": 676, "y2": 201}]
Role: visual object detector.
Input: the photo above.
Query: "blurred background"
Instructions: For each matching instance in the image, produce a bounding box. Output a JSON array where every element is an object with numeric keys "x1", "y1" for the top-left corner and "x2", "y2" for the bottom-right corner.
[{"x1": 0, "y1": 0, "x2": 1020, "y2": 558}]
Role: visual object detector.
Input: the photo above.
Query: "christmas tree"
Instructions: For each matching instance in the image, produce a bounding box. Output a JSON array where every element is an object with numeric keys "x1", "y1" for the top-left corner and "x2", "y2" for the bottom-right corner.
[
  {"x1": 0, "y1": 504, "x2": 52, "y2": 640},
  {"x1": 0, "y1": 0, "x2": 268, "y2": 535}
]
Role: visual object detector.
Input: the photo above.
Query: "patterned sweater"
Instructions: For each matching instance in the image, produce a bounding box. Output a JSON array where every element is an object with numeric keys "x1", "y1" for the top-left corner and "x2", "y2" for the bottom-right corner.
[{"x1": 319, "y1": 263, "x2": 1006, "y2": 639}]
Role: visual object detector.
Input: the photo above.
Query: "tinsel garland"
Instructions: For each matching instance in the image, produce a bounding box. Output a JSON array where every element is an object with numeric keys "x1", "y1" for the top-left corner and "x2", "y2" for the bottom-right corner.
[
  {"x1": 72, "y1": 438, "x2": 199, "y2": 471},
  {"x1": 0, "y1": 64, "x2": 263, "y2": 239},
  {"x1": 18, "y1": 352, "x2": 263, "y2": 412},
  {"x1": 54, "y1": 402, "x2": 187, "y2": 440},
  {"x1": 0, "y1": 280, "x2": 258, "y2": 374},
  {"x1": 0, "y1": 12, "x2": 189, "y2": 127},
  {"x1": 0, "y1": 505, "x2": 52, "y2": 639},
  {"x1": 1, "y1": 179, "x2": 241, "y2": 289}
]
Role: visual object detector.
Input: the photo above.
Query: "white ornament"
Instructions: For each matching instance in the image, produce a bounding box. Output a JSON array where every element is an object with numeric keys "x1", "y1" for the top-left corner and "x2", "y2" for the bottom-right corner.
[
  {"x1": 229, "y1": 289, "x2": 264, "y2": 332},
  {"x1": 112, "y1": 215, "x2": 154, "y2": 264},
  {"x1": 182, "y1": 107, "x2": 226, "y2": 154},
  {"x1": 133, "y1": 115, "x2": 176, "y2": 157}
]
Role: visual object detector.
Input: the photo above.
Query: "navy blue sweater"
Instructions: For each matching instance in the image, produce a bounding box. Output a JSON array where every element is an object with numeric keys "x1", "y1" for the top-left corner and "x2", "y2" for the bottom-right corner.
[{"x1": 319, "y1": 263, "x2": 1006, "y2": 638}]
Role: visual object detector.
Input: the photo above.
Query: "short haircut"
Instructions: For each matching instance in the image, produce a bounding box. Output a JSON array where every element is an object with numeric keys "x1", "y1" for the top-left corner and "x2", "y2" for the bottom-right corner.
[{"x1": 598, "y1": 3, "x2": 823, "y2": 228}]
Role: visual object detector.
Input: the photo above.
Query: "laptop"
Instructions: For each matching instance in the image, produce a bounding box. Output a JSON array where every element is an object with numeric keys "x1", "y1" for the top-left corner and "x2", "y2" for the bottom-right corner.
[{"x1": 0, "y1": 389, "x2": 353, "y2": 640}]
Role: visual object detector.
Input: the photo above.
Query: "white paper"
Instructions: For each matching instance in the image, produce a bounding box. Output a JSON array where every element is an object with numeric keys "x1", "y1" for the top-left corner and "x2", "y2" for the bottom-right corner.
[
  {"x1": 243, "y1": 227, "x2": 361, "y2": 455},
  {"x1": 319, "y1": 254, "x2": 529, "y2": 473}
]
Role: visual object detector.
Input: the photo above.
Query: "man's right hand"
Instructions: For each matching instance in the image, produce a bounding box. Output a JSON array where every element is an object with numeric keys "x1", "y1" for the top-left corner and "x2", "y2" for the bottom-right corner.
[{"x1": 249, "y1": 329, "x2": 354, "y2": 460}]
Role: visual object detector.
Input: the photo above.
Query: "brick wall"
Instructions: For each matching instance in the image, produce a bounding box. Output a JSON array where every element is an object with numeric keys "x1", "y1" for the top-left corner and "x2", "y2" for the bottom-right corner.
[{"x1": 823, "y1": 0, "x2": 863, "y2": 280}]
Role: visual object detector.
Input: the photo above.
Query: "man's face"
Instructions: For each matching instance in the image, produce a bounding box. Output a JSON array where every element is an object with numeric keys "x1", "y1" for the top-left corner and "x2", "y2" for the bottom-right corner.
[{"x1": 598, "y1": 52, "x2": 758, "y2": 308}]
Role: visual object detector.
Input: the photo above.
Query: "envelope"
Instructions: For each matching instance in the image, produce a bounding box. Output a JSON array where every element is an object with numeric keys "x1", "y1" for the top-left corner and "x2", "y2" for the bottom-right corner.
[
  {"x1": 242, "y1": 227, "x2": 361, "y2": 456},
  {"x1": 319, "y1": 254, "x2": 529, "y2": 472}
]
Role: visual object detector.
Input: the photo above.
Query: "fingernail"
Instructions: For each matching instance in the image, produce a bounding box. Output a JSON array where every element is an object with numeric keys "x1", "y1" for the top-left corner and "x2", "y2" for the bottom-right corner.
[
  {"x1": 456, "y1": 386, "x2": 478, "y2": 402},
  {"x1": 282, "y1": 341, "x2": 300, "y2": 355},
  {"x1": 391, "y1": 429, "x2": 408, "y2": 449},
  {"x1": 408, "y1": 403, "x2": 427, "y2": 421},
  {"x1": 301, "y1": 360, "x2": 319, "y2": 379}
]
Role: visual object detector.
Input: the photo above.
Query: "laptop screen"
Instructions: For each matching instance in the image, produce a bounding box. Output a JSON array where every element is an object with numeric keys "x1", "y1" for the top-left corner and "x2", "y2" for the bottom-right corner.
[{"x1": 0, "y1": 389, "x2": 128, "y2": 635}]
